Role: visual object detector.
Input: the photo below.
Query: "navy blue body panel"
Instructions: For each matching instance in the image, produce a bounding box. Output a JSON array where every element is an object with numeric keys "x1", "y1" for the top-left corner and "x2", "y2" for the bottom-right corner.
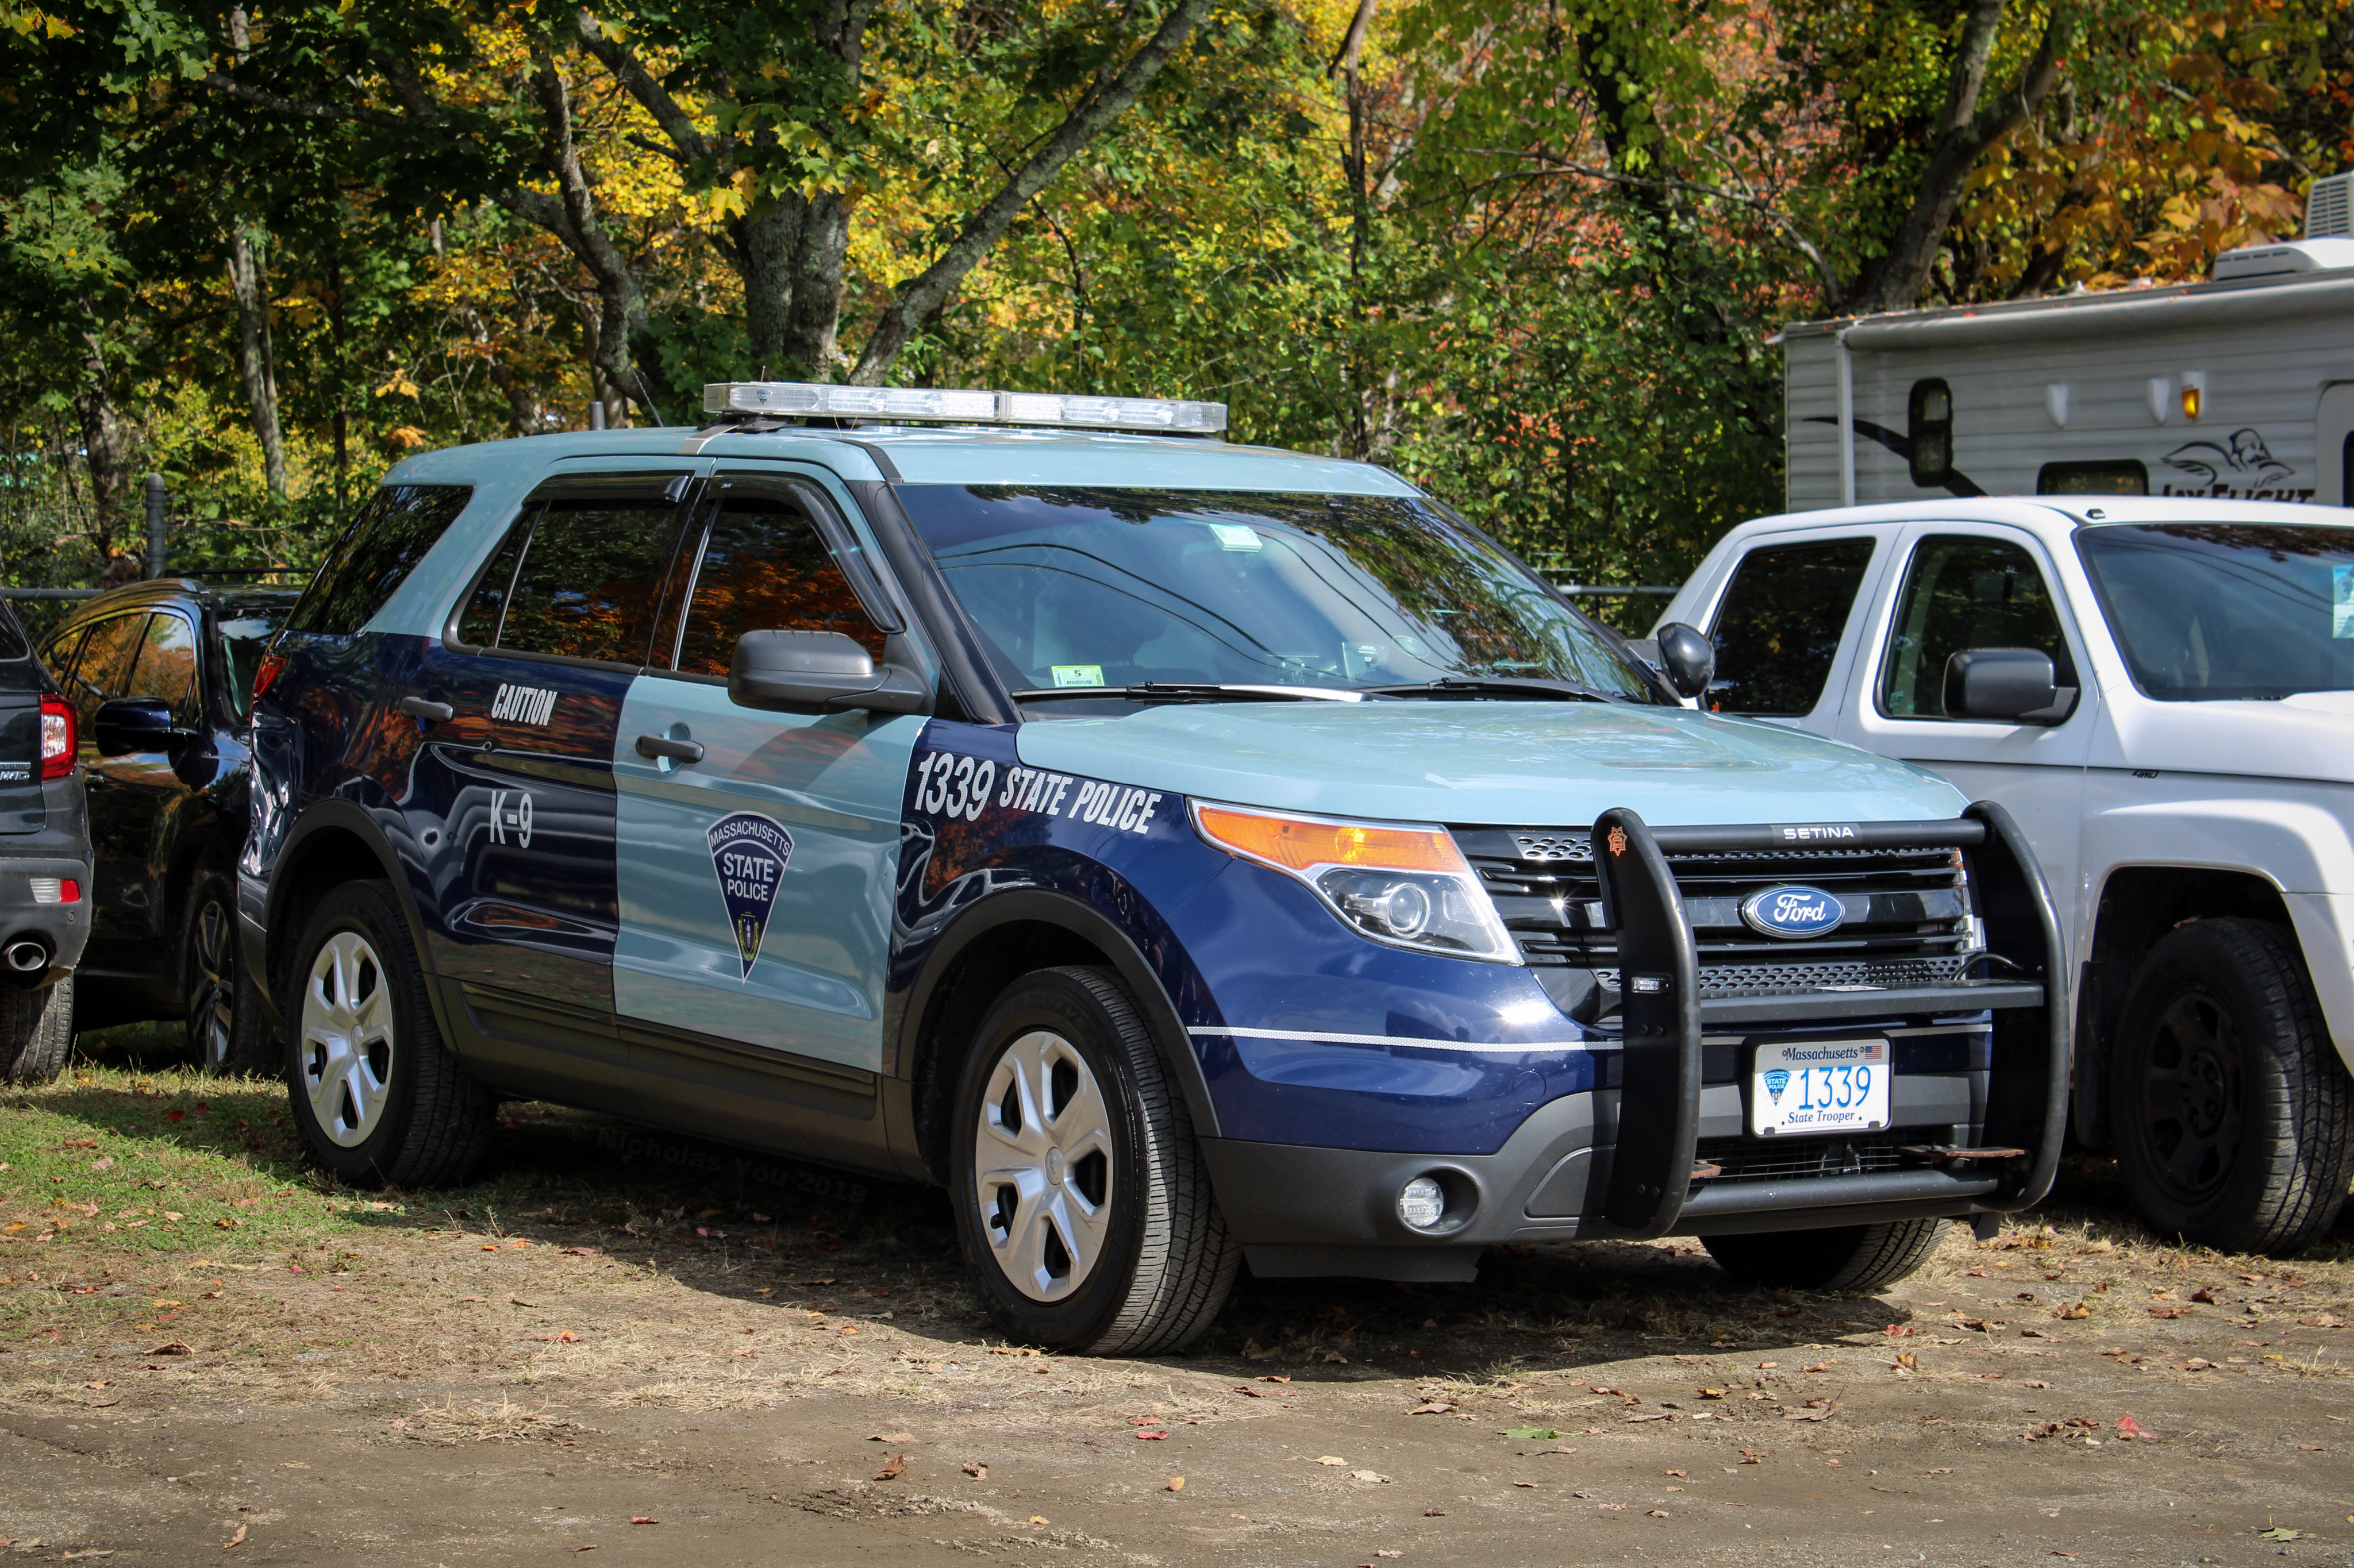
[{"x1": 891, "y1": 719, "x2": 1605, "y2": 1158}]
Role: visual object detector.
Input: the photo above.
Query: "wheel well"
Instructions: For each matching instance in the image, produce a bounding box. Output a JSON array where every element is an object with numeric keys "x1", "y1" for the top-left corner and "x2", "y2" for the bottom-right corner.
[
  {"x1": 906, "y1": 920, "x2": 1113, "y2": 1183},
  {"x1": 2076, "y1": 866, "x2": 2295, "y2": 1147},
  {"x1": 266, "y1": 827, "x2": 394, "y2": 1005}
]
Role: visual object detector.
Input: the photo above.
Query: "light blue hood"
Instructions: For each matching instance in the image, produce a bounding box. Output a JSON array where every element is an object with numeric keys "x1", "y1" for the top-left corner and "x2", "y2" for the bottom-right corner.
[{"x1": 1014, "y1": 702, "x2": 1968, "y2": 827}]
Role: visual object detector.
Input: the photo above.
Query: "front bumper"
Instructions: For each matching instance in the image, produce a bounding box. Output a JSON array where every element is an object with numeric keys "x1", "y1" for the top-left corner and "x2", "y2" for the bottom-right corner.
[{"x1": 1198, "y1": 803, "x2": 2069, "y2": 1281}]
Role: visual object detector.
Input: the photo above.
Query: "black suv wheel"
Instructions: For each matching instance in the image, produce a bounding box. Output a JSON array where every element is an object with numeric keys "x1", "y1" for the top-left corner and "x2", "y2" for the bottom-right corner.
[
  {"x1": 2110, "y1": 918, "x2": 2354, "y2": 1255},
  {"x1": 0, "y1": 976, "x2": 75, "y2": 1085},
  {"x1": 285, "y1": 881, "x2": 491, "y2": 1186},
  {"x1": 1703, "y1": 1218, "x2": 1948, "y2": 1290},
  {"x1": 949, "y1": 966, "x2": 1238, "y2": 1355},
  {"x1": 185, "y1": 871, "x2": 270, "y2": 1074}
]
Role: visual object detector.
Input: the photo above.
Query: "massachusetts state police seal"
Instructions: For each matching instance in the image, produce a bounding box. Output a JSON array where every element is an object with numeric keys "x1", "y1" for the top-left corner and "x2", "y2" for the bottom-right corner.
[{"x1": 706, "y1": 811, "x2": 794, "y2": 978}]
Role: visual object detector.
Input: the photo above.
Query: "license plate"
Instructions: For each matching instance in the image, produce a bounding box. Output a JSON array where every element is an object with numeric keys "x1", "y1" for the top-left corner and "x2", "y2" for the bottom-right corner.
[{"x1": 1750, "y1": 1038, "x2": 1890, "y2": 1135}]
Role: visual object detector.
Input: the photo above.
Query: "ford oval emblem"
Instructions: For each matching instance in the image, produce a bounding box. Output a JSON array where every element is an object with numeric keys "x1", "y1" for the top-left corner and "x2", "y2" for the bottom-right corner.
[{"x1": 1741, "y1": 884, "x2": 1845, "y2": 939}]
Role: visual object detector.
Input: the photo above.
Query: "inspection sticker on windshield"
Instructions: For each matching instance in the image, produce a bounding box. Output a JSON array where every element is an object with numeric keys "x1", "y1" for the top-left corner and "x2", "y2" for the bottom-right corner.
[
  {"x1": 2335, "y1": 565, "x2": 2354, "y2": 638},
  {"x1": 1751, "y1": 1038, "x2": 1888, "y2": 1136},
  {"x1": 1051, "y1": 665, "x2": 1104, "y2": 687}
]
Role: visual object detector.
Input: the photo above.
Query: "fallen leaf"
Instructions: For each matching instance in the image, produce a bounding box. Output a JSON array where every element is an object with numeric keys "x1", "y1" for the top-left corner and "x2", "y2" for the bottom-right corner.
[
  {"x1": 1883, "y1": 1324, "x2": 1917, "y2": 1337},
  {"x1": 1786, "y1": 1400, "x2": 1840, "y2": 1422},
  {"x1": 629, "y1": 1516, "x2": 656, "y2": 1525},
  {"x1": 1135, "y1": 1429, "x2": 1167, "y2": 1440},
  {"x1": 870, "y1": 1432, "x2": 917, "y2": 1443},
  {"x1": 147, "y1": 1340, "x2": 191, "y2": 1357},
  {"x1": 2148, "y1": 1306, "x2": 2190, "y2": 1320},
  {"x1": 1513, "y1": 1480, "x2": 1538, "y2": 1489},
  {"x1": 1028, "y1": 1516, "x2": 1049, "y2": 1526},
  {"x1": 1260, "y1": 1373, "x2": 1291, "y2": 1384},
  {"x1": 872, "y1": 1453, "x2": 906, "y2": 1481},
  {"x1": 1699, "y1": 1388, "x2": 1725, "y2": 1399},
  {"x1": 1893, "y1": 1353, "x2": 1919, "y2": 1372},
  {"x1": 1648, "y1": 1509, "x2": 1670, "y2": 1518},
  {"x1": 1505, "y1": 1426, "x2": 1560, "y2": 1441},
  {"x1": 1407, "y1": 1401, "x2": 1453, "y2": 1415},
  {"x1": 1664, "y1": 1469, "x2": 1687, "y2": 1477},
  {"x1": 1351, "y1": 1470, "x2": 1391, "y2": 1483},
  {"x1": 2024, "y1": 1381, "x2": 2051, "y2": 1390},
  {"x1": 962, "y1": 1462, "x2": 987, "y2": 1479},
  {"x1": 561, "y1": 1246, "x2": 599, "y2": 1257},
  {"x1": 1316, "y1": 1455, "x2": 1349, "y2": 1466},
  {"x1": 1802, "y1": 1362, "x2": 1832, "y2": 1373},
  {"x1": 1376, "y1": 1552, "x2": 1402, "y2": 1559},
  {"x1": 2190, "y1": 1286, "x2": 2219, "y2": 1303},
  {"x1": 1738, "y1": 1450, "x2": 1768, "y2": 1464},
  {"x1": 221, "y1": 1523, "x2": 246, "y2": 1550},
  {"x1": 1164, "y1": 1477, "x2": 1184, "y2": 1492},
  {"x1": 91, "y1": 1157, "x2": 112, "y2": 1172},
  {"x1": 1324, "y1": 1351, "x2": 1349, "y2": 1364},
  {"x1": 2258, "y1": 1527, "x2": 2307, "y2": 1542},
  {"x1": 2301, "y1": 1315, "x2": 2345, "y2": 1329},
  {"x1": 2055, "y1": 1301, "x2": 2093, "y2": 1319}
]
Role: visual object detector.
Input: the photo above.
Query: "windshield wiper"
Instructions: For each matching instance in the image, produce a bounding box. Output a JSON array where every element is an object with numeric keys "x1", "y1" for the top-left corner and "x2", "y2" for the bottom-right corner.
[
  {"x1": 1009, "y1": 682, "x2": 1367, "y2": 704},
  {"x1": 1366, "y1": 676, "x2": 1622, "y2": 703}
]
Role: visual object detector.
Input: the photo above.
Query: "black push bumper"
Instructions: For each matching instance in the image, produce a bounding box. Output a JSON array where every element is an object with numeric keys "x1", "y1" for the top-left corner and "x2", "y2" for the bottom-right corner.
[{"x1": 1202, "y1": 803, "x2": 2069, "y2": 1281}]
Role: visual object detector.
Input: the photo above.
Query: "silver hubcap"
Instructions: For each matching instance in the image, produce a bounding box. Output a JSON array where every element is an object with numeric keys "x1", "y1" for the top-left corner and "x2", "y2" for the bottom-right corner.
[
  {"x1": 190, "y1": 898, "x2": 234, "y2": 1066},
  {"x1": 974, "y1": 1030, "x2": 1114, "y2": 1303},
  {"x1": 301, "y1": 931, "x2": 394, "y2": 1147}
]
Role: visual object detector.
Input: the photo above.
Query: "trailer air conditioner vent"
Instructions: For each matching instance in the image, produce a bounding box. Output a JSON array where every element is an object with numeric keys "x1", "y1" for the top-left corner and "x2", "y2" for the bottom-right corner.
[
  {"x1": 2211, "y1": 236, "x2": 2354, "y2": 282},
  {"x1": 2309, "y1": 172, "x2": 2354, "y2": 240}
]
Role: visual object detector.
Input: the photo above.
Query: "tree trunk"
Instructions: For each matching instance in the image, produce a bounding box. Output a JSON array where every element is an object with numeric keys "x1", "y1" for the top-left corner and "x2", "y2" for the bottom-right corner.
[
  {"x1": 1845, "y1": 0, "x2": 2071, "y2": 315},
  {"x1": 72, "y1": 322, "x2": 131, "y2": 559},
  {"x1": 849, "y1": 0, "x2": 1216, "y2": 384},
  {"x1": 226, "y1": 226, "x2": 289, "y2": 496}
]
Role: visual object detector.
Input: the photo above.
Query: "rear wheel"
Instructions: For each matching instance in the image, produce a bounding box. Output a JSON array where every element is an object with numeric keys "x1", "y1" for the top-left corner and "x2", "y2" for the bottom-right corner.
[
  {"x1": 285, "y1": 881, "x2": 491, "y2": 1187},
  {"x1": 1703, "y1": 1218, "x2": 1948, "y2": 1291},
  {"x1": 2109, "y1": 918, "x2": 2354, "y2": 1256},
  {"x1": 950, "y1": 966, "x2": 1239, "y2": 1355},
  {"x1": 184, "y1": 872, "x2": 270, "y2": 1075},
  {"x1": 0, "y1": 975, "x2": 75, "y2": 1085}
]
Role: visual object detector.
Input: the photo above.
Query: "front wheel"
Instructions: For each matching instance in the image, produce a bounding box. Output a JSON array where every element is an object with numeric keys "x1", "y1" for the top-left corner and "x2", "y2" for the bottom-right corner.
[
  {"x1": 1703, "y1": 1218, "x2": 1948, "y2": 1291},
  {"x1": 284, "y1": 880, "x2": 491, "y2": 1187},
  {"x1": 949, "y1": 966, "x2": 1239, "y2": 1355},
  {"x1": 185, "y1": 872, "x2": 271, "y2": 1075},
  {"x1": 2109, "y1": 918, "x2": 2354, "y2": 1256}
]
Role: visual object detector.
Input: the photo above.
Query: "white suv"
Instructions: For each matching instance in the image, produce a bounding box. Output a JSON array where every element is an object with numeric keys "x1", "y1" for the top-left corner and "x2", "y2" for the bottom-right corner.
[{"x1": 1658, "y1": 496, "x2": 2354, "y2": 1255}]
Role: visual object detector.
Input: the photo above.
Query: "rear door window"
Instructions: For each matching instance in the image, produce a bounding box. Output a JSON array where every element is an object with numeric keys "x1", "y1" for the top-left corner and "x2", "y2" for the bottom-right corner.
[
  {"x1": 1879, "y1": 535, "x2": 2075, "y2": 718},
  {"x1": 666, "y1": 494, "x2": 889, "y2": 676},
  {"x1": 1704, "y1": 538, "x2": 1876, "y2": 715},
  {"x1": 458, "y1": 496, "x2": 686, "y2": 667},
  {"x1": 59, "y1": 614, "x2": 149, "y2": 734}
]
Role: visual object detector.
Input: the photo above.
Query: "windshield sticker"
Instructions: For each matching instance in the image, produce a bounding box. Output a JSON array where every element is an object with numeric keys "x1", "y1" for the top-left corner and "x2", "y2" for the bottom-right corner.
[
  {"x1": 707, "y1": 811, "x2": 794, "y2": 979},
  {"x1": 1208, "y1": 523, "x2": 1263, "y2": 552},
  {"x1": 2336, "y1": 566, "x2": 2354, "y2": 638},
  {"x1": 1050, "y1": 665, "x2": 1103, "y2": 688}
]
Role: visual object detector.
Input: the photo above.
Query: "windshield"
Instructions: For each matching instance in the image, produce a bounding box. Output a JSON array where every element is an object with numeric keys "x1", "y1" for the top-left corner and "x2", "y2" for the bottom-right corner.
[
  {"x1": 2077, "y1": 523, "x2": 2354, "y2": 702},
  {"x1": 217, "y1": 603, "x2": 290, "y2": 719},
  {"x1": 894, "y1": 486, "x2": 1660, "y2": 704}
]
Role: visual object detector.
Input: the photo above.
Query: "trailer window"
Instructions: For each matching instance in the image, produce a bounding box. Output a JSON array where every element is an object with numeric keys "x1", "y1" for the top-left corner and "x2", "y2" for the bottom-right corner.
[
  {"x1": 1880, "y1": 536, "x2": 2075, "y2": 719},
  {"x1": 1705, "y1": 539, "x2": 1876, "y2": 715},
  {"x1": 2038, "y1": 460, "x2": 2148, "y2": 495},
  {"x1": 1907, "y1": 380, "x2": 1953, "y2": 488}
]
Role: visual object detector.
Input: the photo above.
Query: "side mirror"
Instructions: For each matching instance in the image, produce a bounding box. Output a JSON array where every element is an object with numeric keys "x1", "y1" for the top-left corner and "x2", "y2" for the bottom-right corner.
[
  {"x1": 729, "y1": 630, "x2": 929, "y2": 716},
  {"x1": 1654, "y1": 622, "x2": 1716, "y2": 701},
  {"x1": 93, "y1": 696, "x2": 181, "y2": 757},
  {"x1": 1944, "y1": 648, "x2": 2065, "y2": 723}
]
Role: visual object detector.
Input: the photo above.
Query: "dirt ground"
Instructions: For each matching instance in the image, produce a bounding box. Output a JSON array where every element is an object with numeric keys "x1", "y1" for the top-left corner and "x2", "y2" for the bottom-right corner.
[{"x1": 0, "y1": 1030, "x2": 2350, "y2": 1566}]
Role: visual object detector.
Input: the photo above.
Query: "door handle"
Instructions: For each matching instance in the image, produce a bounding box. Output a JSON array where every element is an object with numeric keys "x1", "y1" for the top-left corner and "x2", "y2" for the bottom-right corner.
[
  {"x1": 400, "y1": 696, "x2": 456, "y2": 723},
  {"x1": 634, "y1": 734, "x2": 705, "y2": 764}
]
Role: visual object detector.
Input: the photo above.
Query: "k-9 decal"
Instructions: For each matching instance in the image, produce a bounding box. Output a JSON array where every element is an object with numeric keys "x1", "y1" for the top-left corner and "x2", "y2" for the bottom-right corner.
[{"x1": 707, "y1": 811, "x2": 794, "y2": 978}]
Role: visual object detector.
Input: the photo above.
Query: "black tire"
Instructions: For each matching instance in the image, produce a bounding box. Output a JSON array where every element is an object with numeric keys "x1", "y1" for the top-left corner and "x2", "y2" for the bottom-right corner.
[
  {"x1": 284, "y1": 880, "x2": 491, "y2": 1187},
  {"x1": 0, "y1": 975, "x2": 75, "y2": 1085},
  {"x1": 2109, "y1": 917, "x2": 2354, "y2": 1256},
  {"x1": 184, "y1": 871, "x2": 272, "y2": 1076},
  {"x1": 949, "y1": 966, "x2": 1240, "y2": 1355},
  {"x1": 1703, "y1": 1218, "x2": 1948, "y2": 1291}
]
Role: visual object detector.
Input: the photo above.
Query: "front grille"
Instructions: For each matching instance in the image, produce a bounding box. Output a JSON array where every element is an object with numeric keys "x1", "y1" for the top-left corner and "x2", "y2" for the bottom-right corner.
[
  {"x1": 1693, "y1": 1130, "x2": 1922, "y2": 1186},
  {"x1": 1455, "y1": 826, "x2": 1977, "y2": 1019}
]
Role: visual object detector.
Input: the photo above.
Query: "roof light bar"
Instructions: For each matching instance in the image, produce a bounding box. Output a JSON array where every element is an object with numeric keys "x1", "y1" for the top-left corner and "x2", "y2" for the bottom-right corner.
[{"x1": 702, "y1": 381, "x2": 1227, "y2": 435}]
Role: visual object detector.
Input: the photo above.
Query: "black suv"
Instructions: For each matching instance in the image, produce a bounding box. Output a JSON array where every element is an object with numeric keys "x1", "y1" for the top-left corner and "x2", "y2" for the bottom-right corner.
[
  {"x1": 39, "y1": 579, "x2": 295, "y2": 1070},
  {"x1": 0, "y1": 595, "x2": 90, "y2": 1082}
]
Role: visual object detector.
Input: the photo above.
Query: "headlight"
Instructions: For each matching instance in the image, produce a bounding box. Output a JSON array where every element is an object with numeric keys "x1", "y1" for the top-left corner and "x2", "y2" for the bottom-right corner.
[{"x1": 1191, "y1": 802, "x2": 1520, "y2": 964}]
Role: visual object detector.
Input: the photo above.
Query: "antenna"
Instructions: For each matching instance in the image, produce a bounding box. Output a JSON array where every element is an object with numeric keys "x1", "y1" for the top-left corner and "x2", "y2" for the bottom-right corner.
[{"x1": 630, "y1": 370, "x2": 668, "y2": 429}]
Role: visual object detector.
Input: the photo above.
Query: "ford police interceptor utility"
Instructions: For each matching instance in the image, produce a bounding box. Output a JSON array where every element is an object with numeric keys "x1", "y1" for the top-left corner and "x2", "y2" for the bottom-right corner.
[{"x1": 240, "y1": 382, "x2": 2067, "y2": 1354}]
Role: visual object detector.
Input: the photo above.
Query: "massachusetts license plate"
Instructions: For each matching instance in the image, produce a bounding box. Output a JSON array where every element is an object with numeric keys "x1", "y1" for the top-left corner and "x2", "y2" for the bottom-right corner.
[{"x1": 1750, "y1": 1038, "x2": 1891, "y2": 1135}]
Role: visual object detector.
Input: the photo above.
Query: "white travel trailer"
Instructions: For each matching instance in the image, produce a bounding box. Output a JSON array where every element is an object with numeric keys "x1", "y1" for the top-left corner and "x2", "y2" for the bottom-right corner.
[{"x1": 1780, "y1": 170, "x2": 2354, "y2": 512}]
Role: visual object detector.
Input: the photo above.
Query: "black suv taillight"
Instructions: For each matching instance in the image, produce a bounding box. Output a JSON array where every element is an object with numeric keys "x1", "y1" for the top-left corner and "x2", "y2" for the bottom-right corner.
[
  {"x1": 252, "y1": 653, "x2": 286, "y2": 703},
  {"x1": 38, "y1": 694, "x2": 73, "y2": 781}
]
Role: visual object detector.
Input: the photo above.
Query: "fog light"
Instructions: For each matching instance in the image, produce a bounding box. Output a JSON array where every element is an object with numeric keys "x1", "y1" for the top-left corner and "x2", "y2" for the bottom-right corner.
[{"x1": 1398, "y1": 1174, "x2": 1447, "y2": 1231}]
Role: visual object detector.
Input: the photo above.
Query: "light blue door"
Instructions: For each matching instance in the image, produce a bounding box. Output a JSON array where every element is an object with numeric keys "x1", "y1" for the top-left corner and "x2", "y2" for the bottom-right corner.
[{"x1": 610, "y1": 479, "x2": 922, "y2": 1072}]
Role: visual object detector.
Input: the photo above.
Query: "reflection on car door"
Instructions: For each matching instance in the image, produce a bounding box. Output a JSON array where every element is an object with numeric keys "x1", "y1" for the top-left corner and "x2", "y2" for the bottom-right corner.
[
  {"x1": 611, "y1": 475, "x2": 922, "y2": 1123},
  {"x1": 407, "y1": 473, "x2": 695, "y2": 1072},
  {"x1": 1835, "y1": 526, "x2": 2094, "y2": 943},
  {"x1": 61, "y1": 612, "x2": 167, "y2": 984}
]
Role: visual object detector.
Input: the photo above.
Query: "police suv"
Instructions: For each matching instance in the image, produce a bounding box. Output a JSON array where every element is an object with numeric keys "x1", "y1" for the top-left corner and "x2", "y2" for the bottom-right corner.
[{"x1": 242, "y1": 383, "x2": 2066, "y2": 1354}]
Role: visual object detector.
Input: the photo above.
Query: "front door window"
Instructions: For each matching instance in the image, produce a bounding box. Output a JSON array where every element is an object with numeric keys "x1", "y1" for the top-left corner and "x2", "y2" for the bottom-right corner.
[{"x1": 1880, "y1": 536, "x2": 2074, "y2": 719}]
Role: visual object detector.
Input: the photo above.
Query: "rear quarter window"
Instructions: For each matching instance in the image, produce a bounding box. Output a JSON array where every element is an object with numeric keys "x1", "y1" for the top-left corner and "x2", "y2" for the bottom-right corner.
[{"x1": 282, "y1": 484, "x2": 475, "y2": 637}]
